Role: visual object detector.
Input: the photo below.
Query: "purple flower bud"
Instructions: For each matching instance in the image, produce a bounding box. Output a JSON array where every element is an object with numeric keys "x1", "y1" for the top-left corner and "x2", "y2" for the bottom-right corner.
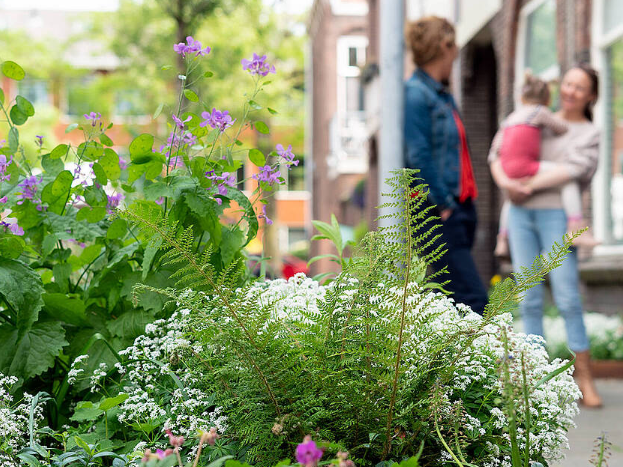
[
  {"x1": 35, "y1": 135, "x2": 44, "y2": 147},
  {"x1": 258, "y1": 204, "x2": 273, "y2": 225}
]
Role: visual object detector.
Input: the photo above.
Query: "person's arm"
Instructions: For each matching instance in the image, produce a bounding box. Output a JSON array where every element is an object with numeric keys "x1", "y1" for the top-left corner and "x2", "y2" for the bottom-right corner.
[
  {"x1": 532, "y1": 106, "x2": 568, "y2": 135},
  {"x1": 490, "y1": 159, "x2": 532, "y2": 203},
  {"x1": 404, "y1": 85, "x2": 456, "y2": 215}
]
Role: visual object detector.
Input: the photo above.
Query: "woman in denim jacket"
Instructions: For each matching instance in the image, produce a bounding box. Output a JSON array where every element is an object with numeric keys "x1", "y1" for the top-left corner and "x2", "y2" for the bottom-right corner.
[{"x1": 403, "y1": 16, "x2": 488, "y2": 314}]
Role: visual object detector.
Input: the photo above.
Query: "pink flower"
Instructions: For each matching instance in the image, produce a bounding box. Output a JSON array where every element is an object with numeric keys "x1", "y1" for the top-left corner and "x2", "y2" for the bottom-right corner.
[{"x1": 296, "y1": 436, "x2": 323, "y2": 466}]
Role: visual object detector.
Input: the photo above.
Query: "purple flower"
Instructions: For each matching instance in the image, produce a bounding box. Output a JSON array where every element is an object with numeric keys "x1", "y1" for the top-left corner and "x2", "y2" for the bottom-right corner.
[
  {"x1": 296, "y1": 436, "x2": 323, "y2": 466},
  {"x1": 160, "y1": 131, "x2": 197, "y2": 154},
  {"x1": 0, "y1": 196, "x2": 7, "y2": 204},
  {"x1": 35, "y1": 135, "x2": 44, "y2": 147},
  {"x1": 241, "y1": 53, "x2": 276, "y2": 77},
  {"x1": 172, "y1": 114, "x2": 191, "y2": 129},
  {"x1": 106, "y1": 192, "x2": 125, "y2": 213},
  {"x1": 0, "y1": 154, "x2": 13, "y2": 182},
  {"x1": 84, "y1": 112, "x2": 102, "y2": 127},
  {"x1": 1, "y1": 209, "x2": 24, "y2": 236},
  {"x1": 252, "y1": 165, "x2": 283, "y2": 186},
  {"x1": 200, "y1": 109, "x2": 235, "y2": 132},
  {"x1": 276, "y1": 144, "x2": 298, "y2": 166},
  {"x1": 17, "y1": 175, "x2": 42, "y2": 204},
  {"x1": 174, "y1": 36, "x2": 211, "y2": 58},
  {"x1": 205, "y1": 171, "x2": 236, "y2": 204},
  {"x1": 118, "y1": 156, "x2": 128, "y2": 170},
  {"x1": 155, "y1": 196, "x2": 165, "y2": 205},
  {"x1": 0, "y1": 140, "x2": 5, "y2": 148},
  {"x1": 258, "y1": 204, "x2": 273, "y2": 225}
]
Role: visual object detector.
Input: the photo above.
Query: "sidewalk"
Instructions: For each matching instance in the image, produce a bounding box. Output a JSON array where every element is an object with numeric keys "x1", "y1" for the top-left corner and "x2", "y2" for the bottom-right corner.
[{"x1": 552, "y1": 379, "x2": 623, "y2": 466}]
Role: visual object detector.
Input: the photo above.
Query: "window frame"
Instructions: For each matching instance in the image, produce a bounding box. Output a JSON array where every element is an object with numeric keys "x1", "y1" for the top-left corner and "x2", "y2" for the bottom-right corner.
[{"x1": 591, "y1": 0, "x2": 623, "y2": 253}]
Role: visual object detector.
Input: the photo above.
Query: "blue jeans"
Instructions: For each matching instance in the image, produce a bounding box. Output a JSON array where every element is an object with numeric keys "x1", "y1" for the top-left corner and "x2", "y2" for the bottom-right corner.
[{"x1": 508, "y1": 205, "x2": 589, "y2": 351}]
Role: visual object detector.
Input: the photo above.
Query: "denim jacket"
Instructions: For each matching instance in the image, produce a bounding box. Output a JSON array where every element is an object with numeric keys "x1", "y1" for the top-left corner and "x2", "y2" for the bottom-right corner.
[{"x1": 403, "y1": 69, "x2": 461, "y2": 210}]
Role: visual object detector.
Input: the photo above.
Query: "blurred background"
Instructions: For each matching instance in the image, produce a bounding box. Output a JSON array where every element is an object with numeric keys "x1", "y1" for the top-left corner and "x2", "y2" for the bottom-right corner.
[{"x1": 2, "y1": 0, "x2": 623, "y2": 310}]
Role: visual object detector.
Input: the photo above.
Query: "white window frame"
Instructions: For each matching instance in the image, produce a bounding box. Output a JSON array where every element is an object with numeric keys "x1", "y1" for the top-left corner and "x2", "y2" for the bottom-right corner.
[
  {"x1": 514, "y1": 0, "x2": 560, "y2": 105},
  {"x1": 591, "y1": 0, "x2": 623, "y2": 254}
]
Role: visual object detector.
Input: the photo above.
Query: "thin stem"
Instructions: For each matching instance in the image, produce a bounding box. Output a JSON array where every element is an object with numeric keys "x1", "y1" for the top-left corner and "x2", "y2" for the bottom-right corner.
[
  {"x1": 434, "y1": 417, "x2": 464, "y2": 467},
  {"x1": 72, "y1": 250, "x2": 107, "y2": 293},
  {"x1": 0, "y1": 309, "x2": 15, "y2": 326}
]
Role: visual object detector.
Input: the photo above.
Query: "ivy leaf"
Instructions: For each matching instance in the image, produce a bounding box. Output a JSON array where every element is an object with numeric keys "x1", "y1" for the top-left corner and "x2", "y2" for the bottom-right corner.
[
  {"x1": 16, "y1": 96, "x2": 35, "y2": 117},
  {"x1": 1, "y1": 61, "x2": 25, "y2": 80},
  {"x1": 184, "y1": 89, "x2": 199, "y2": 102},
  {"x1": 0, "y1": 321, "x2": 67, "y2": 379},
  {"x1": 254, "y1": 121, "x2": 269, "y2": 134},
  {"x1": 248, "y1": 148, "x2": 266, "y2": 166},
  {"x1": 0, "y1": 258, "x2": 44, "y2": 331}
]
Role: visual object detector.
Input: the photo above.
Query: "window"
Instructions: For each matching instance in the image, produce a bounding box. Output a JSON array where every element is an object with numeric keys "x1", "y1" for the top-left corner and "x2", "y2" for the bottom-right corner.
[
  {"x1": 281, "y1": 157, "x2": 305, "y2": 192},
  {"x1": 524, "y1": 0, "x2": 557, "y2": 75},
  {"x1": 603, "y1": 0, "x2": 623, "y2": 35},
  {"x1": 18, "y1": 79, "x2": 49, "y2": 106},
  {"x1": 331, "y1": 36, "x2": 368, "y2": 175}
]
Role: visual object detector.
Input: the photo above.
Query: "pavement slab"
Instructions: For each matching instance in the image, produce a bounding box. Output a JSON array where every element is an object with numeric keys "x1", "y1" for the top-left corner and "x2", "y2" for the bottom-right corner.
[{"x1": 552, "y1": 379, "x2": 623, "y2": 466}]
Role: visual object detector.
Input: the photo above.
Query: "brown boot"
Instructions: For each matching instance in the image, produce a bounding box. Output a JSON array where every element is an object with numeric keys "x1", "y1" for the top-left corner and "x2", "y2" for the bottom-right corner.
[{"x1": 574, "y1": 351, "x2": 603, "y2": 408}]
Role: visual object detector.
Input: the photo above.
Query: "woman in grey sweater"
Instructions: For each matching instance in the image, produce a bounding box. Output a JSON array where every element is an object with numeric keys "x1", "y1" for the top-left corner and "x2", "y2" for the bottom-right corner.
[{"x1": 489, "y1": 64, "x2": 602, "y2": 408}]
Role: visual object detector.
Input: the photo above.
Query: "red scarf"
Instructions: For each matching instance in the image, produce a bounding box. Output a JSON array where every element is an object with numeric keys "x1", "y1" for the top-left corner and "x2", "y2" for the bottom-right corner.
[{"x1": 452, "y1": 110, "x2": 478, "y2": 202}]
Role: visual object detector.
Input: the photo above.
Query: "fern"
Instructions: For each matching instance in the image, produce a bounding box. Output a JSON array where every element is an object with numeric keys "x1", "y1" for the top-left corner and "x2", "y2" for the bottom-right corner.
[{"x1": 122, "y1": 169, "x2": 578, "y2": 466}]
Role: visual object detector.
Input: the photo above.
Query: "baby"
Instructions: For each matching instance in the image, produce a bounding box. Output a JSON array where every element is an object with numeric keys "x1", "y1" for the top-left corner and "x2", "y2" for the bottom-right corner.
[{"x1": 493, "y1": 72, "x2": 597, "y2": 257}]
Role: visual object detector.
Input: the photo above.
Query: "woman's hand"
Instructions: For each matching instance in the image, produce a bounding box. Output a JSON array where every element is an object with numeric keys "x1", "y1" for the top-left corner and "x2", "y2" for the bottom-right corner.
[{"x1": 505, "y1": 179, "x2": 533, "y2": 204}]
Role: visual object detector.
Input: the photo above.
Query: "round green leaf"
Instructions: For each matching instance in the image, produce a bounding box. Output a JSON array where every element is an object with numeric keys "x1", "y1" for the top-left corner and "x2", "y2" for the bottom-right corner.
[
  {"x1": 1, "y1": 61, "x2": 25, "y2": 81},
  {"x1": 184, "y1": 89, "x2": 199, "y2": 102},
  {"x1": 100, "y1": 148, "x2": 121, "y2": 180},
  {"x1": 255, "y1": 121, "x2": 269, "y2": 134},
  {"x1": 8, "y1": 128, "x2": 18, "y2": 152},
  {"x1": 129, "y1": 134, "x2": 154, "y2": 160},
  {"x1": 248, "y1": 148, "x2": 266, "y2": 167},
  {"x1": 106, "y1": 218, "x2": 127, "y2": 239},
  {"x1": 0, "y1": 236, "x2": 25, "y2": 260},
  {"x1": 92, "y1": 162, "x2": 107, "y2": 185},
  {"x1": 65, "y1": 123, "x2": 79, "y2": 133},
  {"x1": 203, "y1": 71, "x2": 213, "y2": 78},
  {"x1": 78, "y1": 142, "x2": 104, "y2": 161},
  {"x1": 50, "y1": 144, "x2": 69, "y2": 160},
  {"x1": 153, "y1": 102, "x2": 164, "y2": 120},
  {"x1": 16, "y1": 95, "x2": 35, "y2": 117},
  {"x1": 99, "y1": 133, "x2": 114, "y2": 147},
  {"x1": 9, "y1": 105, "x2": 28, "y2": 126},
  {"x1": 41, "y1": 154, "x2": 65, "y2": 176}
]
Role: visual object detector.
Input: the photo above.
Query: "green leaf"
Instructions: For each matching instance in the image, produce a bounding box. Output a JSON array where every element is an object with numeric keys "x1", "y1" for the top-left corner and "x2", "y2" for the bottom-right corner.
[
  {"x1": 8, "y1": 127, "x2": 18, "y2": 152},
  {"x1": 203, "y1": 71, "x2": 214, "y2": 78},
  {"x1": 10, "y1": 104, "x2": 28, "y2": 125},
  {"x1": 248, "y1": 148, "x2": 266, "y2": 166},
  {"x1": 0, "y1": 88, "x2": 4, "y2": 105},
  {"x1": 255, "y1": 121, "x2": 269, "y2": 134},
  {"x1": 99, "y1": 393, "x2": 129, "y2": 411},
  {"x1": 1, "y1": 61, "x2": 25, "y2": 80},
  {"x1": 65, "y1": 123, "x2": 79, "y2": 133},
  {"x1": 41, "y1": 170, "x2": 73, "y2": 214},
  {"x1": 53, "y1": 263, "x2": 72, "y2": 293},
  {"x1": 248, "y1": 100, "x2": 262, "y2": 110},
  {"x1": 78, "y1": 141, "x2": 104, "y2": 161},
  {"x1": 16, "y1": 95, "x2": 35, "y2": 117},
  {"x1": 312, "y1": 214, "x2": 344, "y2": 256},
  {"x1": 153, "y1": 102, "x2": 164, "y2": 120},
  {"x1": 108, "y1": 310, "x2": 153, "y2": 339},
  {"x1": 161, "y1": 65, "x2": 173, "y2": 70},
  {"x1": 0, "y1": 321, "x2": 67, "y2": 379},
  {"x1": 267, "y1": 107, "x2": 278, "y2": 115},
  {"x1": 92, "y1": 162, "x2": 108, "y2": 185},
  {"x1": 129, "y1": 133, "x2": 155, "y2": 163},
  {"x1": 107, "y1": 219, "x2": 127, "y2": 240},
  {"x1": 0, "y1": 258, "x2": 44, "y2": 331},
  {"x1": 100, "y1": 148, "x2": 121, "y2": 181},
  {"x1": 99, "y1": 133, "x2": 114, "y2": 147},
  {"x1": 50, "y1": 143, "x2": 70, "y2": 160},
  {"x1": 221, "y1": 189, "x2": 258, "y2": 247},
  {"x1": 184, "y1": 89, "x2": 199, "y2": 102},
  {"x1": 70, "y1": 405, "x2": 104, "y2": 422},
  {"x1": 42, "y1": 293, "x2": 86, "y2": 326},
  {"x1": 0, "y1": 236, "x2": 25, "y2": 259}
]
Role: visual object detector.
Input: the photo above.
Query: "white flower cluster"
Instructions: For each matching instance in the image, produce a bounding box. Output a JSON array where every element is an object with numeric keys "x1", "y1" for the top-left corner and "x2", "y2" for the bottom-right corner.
[
  {"x1": 0, "y1": 374, "x2": 45, "y2": 464},
  {"x1": 234, "y1": 274, "x2": 580, "y2": 466}
]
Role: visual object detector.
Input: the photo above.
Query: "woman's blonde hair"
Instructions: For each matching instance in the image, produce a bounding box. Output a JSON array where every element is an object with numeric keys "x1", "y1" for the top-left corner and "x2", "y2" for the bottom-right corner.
[
  {"x1": 521, "y1": 71, "x2": 550, "y2": 106},
  {"x1": 405, "y1": 16, "x2": 456, "y2": 66}
]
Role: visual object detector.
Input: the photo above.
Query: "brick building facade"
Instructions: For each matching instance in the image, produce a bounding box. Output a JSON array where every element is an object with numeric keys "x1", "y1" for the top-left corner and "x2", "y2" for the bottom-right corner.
[{"x1": 308, "y1": 0, "x2": 623, "y2": 314}]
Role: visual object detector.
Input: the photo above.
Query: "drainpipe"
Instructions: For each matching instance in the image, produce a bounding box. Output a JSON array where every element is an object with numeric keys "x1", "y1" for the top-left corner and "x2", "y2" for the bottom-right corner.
[{"x1": 378, "y1": 1, "x2": 404, "y2": 226}]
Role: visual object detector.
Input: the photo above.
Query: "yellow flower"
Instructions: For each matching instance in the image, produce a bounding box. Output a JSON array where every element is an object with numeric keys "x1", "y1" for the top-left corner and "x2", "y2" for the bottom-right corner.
[{"x1": 490, "y1": 274, "x2": 502, "y2": 287}]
